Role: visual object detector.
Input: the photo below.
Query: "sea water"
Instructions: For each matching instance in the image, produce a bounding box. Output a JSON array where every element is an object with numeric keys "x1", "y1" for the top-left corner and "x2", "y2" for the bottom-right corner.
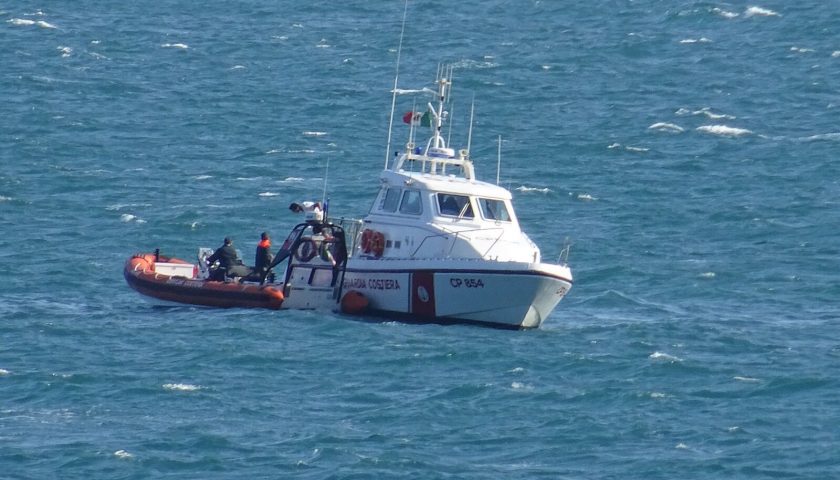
[{"x1": 2, "y1": 1, "x2": 839, "y2": 478}]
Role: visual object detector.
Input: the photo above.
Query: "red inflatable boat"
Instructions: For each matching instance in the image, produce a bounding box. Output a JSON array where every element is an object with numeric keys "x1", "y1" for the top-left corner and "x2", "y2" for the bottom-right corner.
[{"x1": 124, "y1": 253, "x2": 285, "y2": 309}]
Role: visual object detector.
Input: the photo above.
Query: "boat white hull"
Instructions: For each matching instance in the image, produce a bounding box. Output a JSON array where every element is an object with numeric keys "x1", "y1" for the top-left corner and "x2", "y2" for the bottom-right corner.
[{"x1": 340, "y1": 260, "x2": 572, "y2": 329}]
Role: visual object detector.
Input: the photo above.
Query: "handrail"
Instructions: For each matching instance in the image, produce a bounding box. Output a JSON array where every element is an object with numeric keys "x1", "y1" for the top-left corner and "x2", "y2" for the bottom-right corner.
[{"x1": 410, "y1": 226, "x2": 505, "y2": 259}]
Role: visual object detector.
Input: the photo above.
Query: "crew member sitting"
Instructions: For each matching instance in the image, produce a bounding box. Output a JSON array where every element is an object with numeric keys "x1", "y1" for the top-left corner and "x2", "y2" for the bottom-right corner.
[{"x1": 207, "y1": 237, "x2": 250, "y2": 281}]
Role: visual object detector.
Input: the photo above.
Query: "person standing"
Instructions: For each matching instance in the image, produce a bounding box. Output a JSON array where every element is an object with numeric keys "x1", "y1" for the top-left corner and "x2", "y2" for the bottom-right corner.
[{"x1": 254, "y1": 232, "x2": 273, "y2": 283}]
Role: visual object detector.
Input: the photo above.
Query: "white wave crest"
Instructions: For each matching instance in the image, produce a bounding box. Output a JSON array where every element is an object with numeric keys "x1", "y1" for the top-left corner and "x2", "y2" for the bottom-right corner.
[
  {"x1": 302, "y1": 131, "x2": 327, "y2": 137},
  {"x1": 693, "y1": 107, "x2": 735, "y2": 120},
  {"x1": 832, "y1": 51, "x2": 840, "y2": 58},
  {"x1": 0, "y1": 196, "x2": 12, "y2": 202},
  {"x1": 577, "y1": 193, "x2": 597, "y2": 201},
  {"x1": 607, "y1": 142, "x2": 622, "y2": 149},
  {"x1": 713, "y1": 8, "x2": 739, "y2": 19},
  {"x1": 8, "y1": 18, "x2": 35, "y2": 26},
  {"x1": 36, "y1": 20, "x2": 57, "y2": 29},
  {"x1": 699, "y1": 272, "x2": 716, "y2": 278},
  {"x1": 120, "y1": 213, "x2": 143, "y2": 223},
  {"x1": 0, "y1": 368, "x2": 10, "y2": 376},
  {"x1": 802, "y1": 133, "x2": 840, "y2": 141},
  {"x1": 258, "y1": 192, "x2": 279, "y2": 197},
  {"x1": 516, "y1": 186, "x2": 551, "y2": 193},
  {"x1": 161, "y1": 43, "x2": 189, "y2": 49},
  {"x1": 163, "y1": 383, "x2": 201, "y2": 391},
  {"x1": 114, "y1": 450, "x2": 134, "y2": 459},
  {"x1": 194, "y1": 174, "x2": 212, "y2": 180},
  {"x1": 745, "y1": 6, "x2": 780, "y2": 17},
  {"x1": 734, "y1": 376, "x2": 761, "y2": 383},
  {"x1": 58, "y1": 46, "x2": 72, "y2": 57},
  {"x1": 791, "y1": 47, "x2": 814, "y2": 54},
  {"x1": 625, "y1": 146, "x2": 649, "y2": 152},
  {"x1": 696, "y1": 125, "x2": 753, "y2": 137},
  {"x1": 279, "y1": 177, "x2": 305, "y2": 183},
  {"x1": 649, "y1": 122, "x2": 685, "y2": 133},
  {"x1": 679, "y1": 38, "x2": 712, "y2": 44},
  {"x1": 650, "y1": 392, "x2": 667, "y2": 398},
  {"x1": 649, "y1": 351, "x2": 682, "y2": 362}
]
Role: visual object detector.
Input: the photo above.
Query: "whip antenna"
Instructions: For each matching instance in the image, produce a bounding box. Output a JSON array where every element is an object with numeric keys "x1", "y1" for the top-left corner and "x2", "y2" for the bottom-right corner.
[{"x1": 384, "y1": 0, "x2": 410, "y2": 169}]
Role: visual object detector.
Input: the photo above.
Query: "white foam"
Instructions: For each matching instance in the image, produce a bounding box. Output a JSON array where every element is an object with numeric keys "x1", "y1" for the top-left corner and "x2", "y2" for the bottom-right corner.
[
  {"x1": 832, "y1": 51, "x2": 840, "y2": 58},
  {"x1": 577, "y1": 193, "x2": 597, "y2": 201},
  {"x1": 791, "y1": 47, "x2": 814, "y2": 54},
  {"x1": 0, "y1": 196, "x2": 12, "y2": 202},
  {"x1": 194, "y1": 174, "x2": 212, "y2": 180},
  {"x1": 696, "y1": 125, "x2": 752, "y2": 137},
  {"x1": 734, "y1": 376, "x2": 761, "y2": 383},
  {"x1": 279, "y1": 177, "x2": 305, "y2": 183},
  {"x1": 713, "y1": 8, "x2": 739, "y2": 18},
  {"x1": 541, "y1": 65, "x2": 551, "y2": 70},
  {"x1": 802, "y1": 133, "x2": 840, "y2": 141},
  {"x1": 8, "y1": 18, "x2": 36, "y2": 26},
  {"x1": 650, "y1": 392, "x2": 667, "y2": 398},
  {"x1": 699, "y1": 272, "x2": 716, "y2": 278},
  {"x1": 625, "y1": 146, "x2": 649, "y2": 152},
  {"x1": 515, "y1": 186, "x2": 551, "y2": 193},
  {"x1": 510, "y1": 382, "x2": 533, "y2": 390},
  {"x1": 0, "y1": 368, "x2": 10, "y2": 376},
  {"x1": 679, "y1": 38, "x2": 712, "y2": 44},
  {"x1": 745, "y1": 6, "x2": 780, "y2": 17},
  {"x1": 649, "y1": 122, "x2": 685, "y2": 133},
  {"x1": 675, "y1": 108, "x2": 691, "y2": 116},
  {"x1": 675, "y1": 443, "x2": 689, "y2": 450},
  {"x1": 58, "y1": 46, "x2": 72, "y2": 57},
  {"x1": 508, "y1": 367, "x2": 525, "y2": 373},
  {"x1": 120, "y1": 214, "x2": 137, "y2": 222},
  {"x1": 693, "y1": 107, "x2": 735, "y2": 120},
  {"x1": 649, "y1": 351, "x2": 682, "y2": 362},
  {"x1": 607, "y1": 142, "x2": 622, "y2": 149},
  {"x1": 161, "y1": 43, "x2": 189, "y2": 49},
  {"x1": 230, "y1": 65, "x2": 246, "y2": 70},
  {"x1": 258, "y1": 192, "x2": 279, "y2": 197},
  {"x1": 163, "y1": 383, "x2": 201, "y2": 391},
  {"x1": 36, "y1": 20, "x2": 57, "y2": 29},
  {"x1": 114, "y1": 450, "x2": 134, "y2": 459},
  {"x1": 303, "y1": 131, "x2": 327, "y2": 137}
]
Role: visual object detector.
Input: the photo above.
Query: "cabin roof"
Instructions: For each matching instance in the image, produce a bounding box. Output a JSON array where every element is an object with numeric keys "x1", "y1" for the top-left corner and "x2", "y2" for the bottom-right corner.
[{"x1": 381, "y1": 169, "x2": 512, "y2": 200}]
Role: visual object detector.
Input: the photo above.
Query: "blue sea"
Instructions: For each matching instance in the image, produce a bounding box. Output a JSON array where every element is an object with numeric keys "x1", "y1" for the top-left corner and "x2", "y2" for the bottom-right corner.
[{"x1": 2, "y1": 1, "x2": 839, "y2": 478}]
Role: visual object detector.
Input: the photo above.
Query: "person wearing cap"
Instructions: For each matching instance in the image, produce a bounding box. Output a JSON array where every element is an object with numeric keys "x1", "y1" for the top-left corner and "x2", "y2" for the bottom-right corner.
[
  {"x1": 254, "y1": 231, "x2": 274, "y2": 283},
  {"x1": 207, "y1": 237, "x2": 248, "y2": 281}
]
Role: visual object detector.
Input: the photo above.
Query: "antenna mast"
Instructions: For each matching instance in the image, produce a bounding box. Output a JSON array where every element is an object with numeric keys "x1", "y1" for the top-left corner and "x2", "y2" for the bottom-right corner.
[{"x1": 384, "y1": 0, "x2": 410, "y2": 169}]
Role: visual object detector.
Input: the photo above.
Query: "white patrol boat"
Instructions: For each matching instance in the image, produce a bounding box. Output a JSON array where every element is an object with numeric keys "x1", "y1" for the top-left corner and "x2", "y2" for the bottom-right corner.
[
  {"x1": 335, "y1": 67, "x2": 573, "y2": 329},
  {"x1": 125, "y1": 68, "x2": 572, "y2": 330}
]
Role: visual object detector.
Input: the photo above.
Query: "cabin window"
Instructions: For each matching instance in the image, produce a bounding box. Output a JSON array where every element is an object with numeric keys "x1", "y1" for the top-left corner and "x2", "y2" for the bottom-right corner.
[
  {"x1": 436, "y1": 193, "x2": 474, "y2": 218},
  {"x1": 399, "y1": 189, "x2": 422, "y2": 215},
  {"x1": 381, "y1": 187, "x2": 401, "y2": 212},
  {"x1": 478, "y1": 198, "x2": 511, "y2": 222}
]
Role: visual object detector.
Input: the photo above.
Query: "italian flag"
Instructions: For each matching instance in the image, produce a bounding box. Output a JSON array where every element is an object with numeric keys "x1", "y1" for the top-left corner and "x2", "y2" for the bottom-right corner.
[{"x1": 402, "y1": 111, "x2": 432, "y2": 127}]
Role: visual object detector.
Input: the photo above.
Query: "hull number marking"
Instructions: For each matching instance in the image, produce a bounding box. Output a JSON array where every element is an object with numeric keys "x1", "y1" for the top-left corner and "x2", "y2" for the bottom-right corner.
[{"x1": 449, "y1": 278, "x2": 484, "y2": 288}]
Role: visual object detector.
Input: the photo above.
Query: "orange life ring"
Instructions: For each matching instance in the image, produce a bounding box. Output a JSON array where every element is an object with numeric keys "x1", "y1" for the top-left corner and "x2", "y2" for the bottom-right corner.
[
  {"x1": 369, "y1": 231, "x2": 385, "y2": 258},
  {"x1": 295, "y1": 239, "x2": 318, "y2": 262},
  {"x1": 360, "y1": 229, "x2": 373, "y2": 253}
]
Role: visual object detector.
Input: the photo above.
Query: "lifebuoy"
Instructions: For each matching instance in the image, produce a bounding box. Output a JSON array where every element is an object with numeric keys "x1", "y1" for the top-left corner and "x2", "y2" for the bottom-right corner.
[
  {"x1": 369, "y1": 231, "x2": 385, "y2": 258},
  {"x1": 294, "y1": 239, "x2": 318, "y2": 262},
  {"x1": 360, "y1": 229, "x2": 373, "y2": 253}
]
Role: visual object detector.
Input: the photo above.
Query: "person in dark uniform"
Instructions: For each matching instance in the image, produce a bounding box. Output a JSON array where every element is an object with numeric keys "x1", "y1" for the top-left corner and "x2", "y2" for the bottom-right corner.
[
  {"x1": 254, "y1": 231, "x2": 274, "y2": 283},
  {"x1": 207, "y1": 237, "x2": 250, "y2": 280}
]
